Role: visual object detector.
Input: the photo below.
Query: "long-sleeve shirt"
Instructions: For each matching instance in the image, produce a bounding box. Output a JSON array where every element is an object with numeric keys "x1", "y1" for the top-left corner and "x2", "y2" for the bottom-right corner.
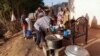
[{"x1": 34, "y1": 16, "x2": 50, "y2": 31}]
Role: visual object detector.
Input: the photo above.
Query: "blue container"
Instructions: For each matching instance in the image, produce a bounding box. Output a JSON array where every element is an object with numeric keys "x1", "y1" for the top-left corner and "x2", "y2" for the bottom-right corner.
[
  {"x1": 64, "y1": 30, "x2": 69, "y2": 38},
  {"x1": 26, "y1": 30, "x2": 32, "y2": 37}
]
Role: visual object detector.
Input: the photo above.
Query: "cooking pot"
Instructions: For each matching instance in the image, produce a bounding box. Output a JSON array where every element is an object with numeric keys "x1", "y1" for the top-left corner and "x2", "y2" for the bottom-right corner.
[
  {"x1": 65, "y1": 45, "x2": 90, "y2": 56},
  {"x1": 45, "y1": 34, "x2": 63, "y2": 49}
]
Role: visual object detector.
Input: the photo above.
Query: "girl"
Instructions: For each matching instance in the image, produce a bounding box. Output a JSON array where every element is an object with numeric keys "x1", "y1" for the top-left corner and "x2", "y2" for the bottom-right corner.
[{"x1": 57, "y1": 7, "x2": 64, "y2": 26}]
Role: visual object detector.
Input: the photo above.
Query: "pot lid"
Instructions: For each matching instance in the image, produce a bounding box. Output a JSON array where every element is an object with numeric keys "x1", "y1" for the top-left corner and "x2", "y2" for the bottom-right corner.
[{"x1": 65, "y1": 45, "x2": 90, "y2": 56}]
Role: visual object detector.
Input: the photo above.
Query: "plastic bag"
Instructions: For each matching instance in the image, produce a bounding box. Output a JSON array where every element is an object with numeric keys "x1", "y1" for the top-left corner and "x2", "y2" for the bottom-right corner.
[{"x1": 11, "y1": 12, "x2": 16, "y2": 22}]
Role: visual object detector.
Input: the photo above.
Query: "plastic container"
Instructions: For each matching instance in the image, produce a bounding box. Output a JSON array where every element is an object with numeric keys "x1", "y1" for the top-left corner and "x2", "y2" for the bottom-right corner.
[{"x1": 63, "y1": 29, "x2": 71, "y2": 38}]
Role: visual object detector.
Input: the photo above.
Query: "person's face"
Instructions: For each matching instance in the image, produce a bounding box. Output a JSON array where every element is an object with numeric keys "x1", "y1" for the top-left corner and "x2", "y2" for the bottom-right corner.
[
  {"x1": 58, "y1": 7, "x2": 61, "y2": 11},
  {"x1": 64, "y1": 8, "x2": 67, "y2": 11},
  {"x1": 64, "y1": 7, "x2": 69, "y2": 11},
  {"x1": 37, "y1": 7, "x2": 41, "y2": 11},
  {"x1": 52, "y1": 17, "x2": 57, "y2": 25}
]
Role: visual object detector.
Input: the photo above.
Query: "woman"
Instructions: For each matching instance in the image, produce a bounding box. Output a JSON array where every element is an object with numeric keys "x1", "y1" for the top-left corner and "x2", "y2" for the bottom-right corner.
[
  {"x1": 57, "y1": 7, "x2": 64, "y2": 26},
  {"x1": 63, "y1": 7, "x2": 70, "y2": 25}
]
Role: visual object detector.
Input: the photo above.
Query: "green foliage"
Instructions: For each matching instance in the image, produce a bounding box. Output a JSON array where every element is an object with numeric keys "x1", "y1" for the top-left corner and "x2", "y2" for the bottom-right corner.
[
  {"x1": 0, "y1": 0, "x2": 44, "y2": 33},
  {"x1": 0, "y1": 0, "x2": 44, "y2": 18}
]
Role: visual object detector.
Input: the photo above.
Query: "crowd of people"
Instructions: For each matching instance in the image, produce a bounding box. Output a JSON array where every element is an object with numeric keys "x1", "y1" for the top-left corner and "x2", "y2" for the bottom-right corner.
[{"x1": 20, "y1": 6, "x2": 70, "y2": 51}]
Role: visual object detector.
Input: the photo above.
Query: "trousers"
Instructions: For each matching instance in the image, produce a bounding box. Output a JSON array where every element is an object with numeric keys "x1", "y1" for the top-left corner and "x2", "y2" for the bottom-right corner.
[{"x1": 36, "y1": 29, "x2": 46, "y2": 45}]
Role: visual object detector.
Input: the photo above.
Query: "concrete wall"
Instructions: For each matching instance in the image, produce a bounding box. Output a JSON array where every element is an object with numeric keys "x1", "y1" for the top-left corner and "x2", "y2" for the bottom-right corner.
[{"x1": 70, "y1": 0, "x2": 100, "y2": 28}]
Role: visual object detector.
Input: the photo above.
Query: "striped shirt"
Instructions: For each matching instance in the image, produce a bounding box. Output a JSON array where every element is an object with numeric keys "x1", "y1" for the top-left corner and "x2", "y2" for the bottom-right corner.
[{"x1": 34, "y1": 16, "x2": 51, "y2": 31}]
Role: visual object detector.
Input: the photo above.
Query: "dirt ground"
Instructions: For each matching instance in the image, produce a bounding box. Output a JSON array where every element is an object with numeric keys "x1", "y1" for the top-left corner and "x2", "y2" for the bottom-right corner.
[
  {"x1": 84, "y1": 28, "x2": 100, "y2": 56},
  {"x1": 75, "y1": 28, "x2": 100, "y2": 56},
  {"x1": 0, "y1": 28, "x2": 100, "y2": 56},
  {"x1": 0, "y1": 33, "x2": 44, "y2": 56}
]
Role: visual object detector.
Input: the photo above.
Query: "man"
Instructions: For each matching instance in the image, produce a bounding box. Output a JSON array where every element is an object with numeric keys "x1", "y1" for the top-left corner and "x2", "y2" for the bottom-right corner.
[
  {"x1": 34, "y1": 9, "x2": 51, "y2": 50},
  {"x1": 34, "y1": 7, "x2": 45, "y2": 19}
]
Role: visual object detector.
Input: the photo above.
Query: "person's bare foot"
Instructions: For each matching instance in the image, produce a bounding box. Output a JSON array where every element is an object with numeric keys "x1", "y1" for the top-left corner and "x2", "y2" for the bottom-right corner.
[
  {"x1": 24, "y1": 37, "x2": 27, "y2": 40},
  {"x1": 36, "y1": 45, "x2": 43, "y2": 51},
  {"x1": 39, "y1": 42, "x2": 46, "y2": 48}
]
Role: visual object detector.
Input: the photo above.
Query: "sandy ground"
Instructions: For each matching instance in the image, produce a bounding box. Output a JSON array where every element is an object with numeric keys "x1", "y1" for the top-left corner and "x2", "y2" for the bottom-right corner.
[
  {"x1": 0, "y1": 28, "x2": 100, "y2": 56},
  {"x1": 84, "y1": 28, "x2": 100, "y2": 56},
  {"x1": 0, "y1": 34, "x2": 44, "y2": 56}
]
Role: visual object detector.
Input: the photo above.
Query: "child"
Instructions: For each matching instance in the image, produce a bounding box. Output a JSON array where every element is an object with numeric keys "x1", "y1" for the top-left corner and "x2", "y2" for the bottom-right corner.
[
  {"x1": 25, "y1": 17, "x2": 32, "y2": 38},
  {"x1": 21, "y1": 14, "x2": 28, "y2": 38},
  {"x1": 59, "y1": 20, "x2": 65, "y2": 31},
  {"x1": 50, "y1": 15, "x2": 59, "y2": 33}
]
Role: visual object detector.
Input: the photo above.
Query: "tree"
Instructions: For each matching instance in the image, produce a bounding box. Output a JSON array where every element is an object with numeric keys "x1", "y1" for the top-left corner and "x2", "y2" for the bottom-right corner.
[{"x1": 0, "y1": 0, "x2": 44, "y2": 33}]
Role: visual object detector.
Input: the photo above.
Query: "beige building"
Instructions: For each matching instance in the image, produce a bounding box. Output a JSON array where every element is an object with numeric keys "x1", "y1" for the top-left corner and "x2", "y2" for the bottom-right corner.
[{"x1": 69, "y1": 0, "x2": 100, "y2": 28}]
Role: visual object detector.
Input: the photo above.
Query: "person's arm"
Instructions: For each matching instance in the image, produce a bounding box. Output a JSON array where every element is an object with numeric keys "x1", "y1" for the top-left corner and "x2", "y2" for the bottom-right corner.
[
  {"x1": 34, "y1": 20, "x2": 39, "y2": 31},
  {"x1": 20, "y1": 17, "x2": 23, "y2": 25}
]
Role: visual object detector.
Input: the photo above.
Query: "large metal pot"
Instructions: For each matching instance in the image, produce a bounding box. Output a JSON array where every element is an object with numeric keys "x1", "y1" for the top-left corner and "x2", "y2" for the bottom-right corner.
[
  {"x1": 45, "y1": 34, "x2": 63, "y2": 49},
  {"x1": 65, "y1": 45, "x2": 90, "y2": 56}
]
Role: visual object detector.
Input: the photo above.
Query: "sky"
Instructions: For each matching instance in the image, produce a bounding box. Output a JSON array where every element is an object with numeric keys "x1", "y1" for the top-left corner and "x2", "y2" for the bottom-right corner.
[{"x1": 43, "y1": 0, "x2": 68, "y2": 6}]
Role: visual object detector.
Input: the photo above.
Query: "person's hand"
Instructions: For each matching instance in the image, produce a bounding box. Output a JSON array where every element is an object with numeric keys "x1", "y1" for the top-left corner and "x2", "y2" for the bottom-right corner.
[{"x1": 47, "y1": 28, "x2": 50, "y2": 32}]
